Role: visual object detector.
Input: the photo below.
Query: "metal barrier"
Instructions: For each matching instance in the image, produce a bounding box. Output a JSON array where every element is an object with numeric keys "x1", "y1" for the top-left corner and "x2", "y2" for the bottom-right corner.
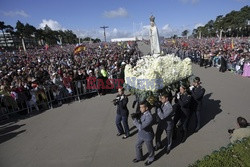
[{"x1": 0, "y1": 79, "x2": 98, "y2": 120}]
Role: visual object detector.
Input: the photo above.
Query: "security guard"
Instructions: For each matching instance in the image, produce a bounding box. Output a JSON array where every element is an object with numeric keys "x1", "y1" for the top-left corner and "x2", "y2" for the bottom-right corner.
[
  {"x1": 132, "y1": 101, "x2": 154, "y2": 166},
  {"x1": 155, "y1": 93, "x2": 173, "y2": 154},
  {"x1": 190, "y1": 77, "x2": 205, "y2": 132},
  {"x1": 172, "y1": 95, "x2": 181, "y2": 140},
  {"x1": 113, "y1": 88, "x2": 130, "y2": 139},
  {"x1": 177, "y1": 84, "x2": 192, "y2": 143}
]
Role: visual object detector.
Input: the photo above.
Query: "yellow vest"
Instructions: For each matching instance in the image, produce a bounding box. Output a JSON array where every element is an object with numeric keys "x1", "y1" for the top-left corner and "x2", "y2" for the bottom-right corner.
[{"x1": 101, "y1": 69, "x2": 108, "y2": 77}]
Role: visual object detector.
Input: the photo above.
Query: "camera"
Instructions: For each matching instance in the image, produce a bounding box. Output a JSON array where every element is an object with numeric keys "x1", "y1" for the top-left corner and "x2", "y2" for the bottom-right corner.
[
  {"x1": 112, "y1": 98, "x2": 119, "y2": 105},
  {"x1": 131, "y1": 113, "x2": 141, "y2": 120},
  {"x1": 228, "y1": 129, "x2": 235, "y2": 134},
  {"x1": 154, "y1": 101, "x2": 162, "y2": 108}
]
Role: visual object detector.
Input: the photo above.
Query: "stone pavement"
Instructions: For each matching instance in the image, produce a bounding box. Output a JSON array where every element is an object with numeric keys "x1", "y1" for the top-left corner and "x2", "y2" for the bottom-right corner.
[{"x1": 1, "y1": 60, "x2": 250, "y2": 167}]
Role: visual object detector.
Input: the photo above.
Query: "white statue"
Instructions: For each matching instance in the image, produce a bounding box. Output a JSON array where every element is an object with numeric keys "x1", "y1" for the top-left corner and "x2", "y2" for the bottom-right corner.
[{"x1": 149, "y1": 15, "x2": 161, "y2": 56}]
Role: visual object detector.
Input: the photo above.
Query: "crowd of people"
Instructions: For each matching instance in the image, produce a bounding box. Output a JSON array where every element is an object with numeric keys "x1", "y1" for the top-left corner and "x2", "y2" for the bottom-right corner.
[
  {"x1": 163, "y1": 37, "x2": 250, "y2": 76},
  {"x1": 1, "y1": 37, "x2": 249, "y2": 165},
  {"x1": 0, "y1": 41, "x2": 142, "y2": 117},
  {"x1": 1, "y1": 37, "x2": 249, "y2": 119}
]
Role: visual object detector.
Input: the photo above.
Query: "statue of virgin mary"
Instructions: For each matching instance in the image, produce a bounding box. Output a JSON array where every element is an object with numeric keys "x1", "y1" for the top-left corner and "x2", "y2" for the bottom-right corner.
[{"x1": 149, "y1": 15, "x2": 161, "y2": 56}]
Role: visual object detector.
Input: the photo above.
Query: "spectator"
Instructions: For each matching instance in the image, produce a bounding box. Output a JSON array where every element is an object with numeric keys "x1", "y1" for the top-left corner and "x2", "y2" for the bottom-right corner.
[{"x1": 229, "y1": 117, "x2": 250, "y2": 143}]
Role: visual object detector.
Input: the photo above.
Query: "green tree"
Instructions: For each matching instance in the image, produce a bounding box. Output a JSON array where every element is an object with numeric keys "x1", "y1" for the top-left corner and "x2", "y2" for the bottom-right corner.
[
  {"x1": 35, "y1": 29, "x2": 44, "y2": 45},
  {"x1": 93, "y1": 38, "x2": 101, "y2": 43},
  {"x1": 194, "y1": 5, "x2": 250, "y2": 37},
  {"x1": 182, "y1": 30, "x2": 189, "y2": 38},
  {"x1": 15, "y1": 20, "x2": 26, "y2": 51}
]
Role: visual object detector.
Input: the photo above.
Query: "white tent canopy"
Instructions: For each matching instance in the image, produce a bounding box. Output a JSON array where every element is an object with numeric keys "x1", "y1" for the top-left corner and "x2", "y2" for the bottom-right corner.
[{"x1": 111, "y1": 37, "x2": 142, "y2": 42}]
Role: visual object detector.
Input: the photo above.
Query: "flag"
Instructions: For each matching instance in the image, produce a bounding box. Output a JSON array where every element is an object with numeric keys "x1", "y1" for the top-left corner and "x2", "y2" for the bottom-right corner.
[
  {"x1": 74, "y1": 45, "x2": 85, "y2": 55},
  {"x1": 211, "y1": 40, "x2": 215, "y2": 47},
  {"x1": 182, "y1": 42, "x2": 188, "y2": 47},
  {"x1": 231, "y1": 39, "x2": 234, "y2": 49},
  {"x1": 45, "y1": 44, "x2": 49, "y2": 51}
]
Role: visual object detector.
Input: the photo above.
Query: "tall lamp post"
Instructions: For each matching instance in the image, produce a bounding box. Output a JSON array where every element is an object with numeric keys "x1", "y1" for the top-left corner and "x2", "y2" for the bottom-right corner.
[
  {"x1": 20, "y1": 33, "x2": 26, "y2": 52},
  {"x1": 100, "y1": 26, "x2": 108, "y2": 42}
]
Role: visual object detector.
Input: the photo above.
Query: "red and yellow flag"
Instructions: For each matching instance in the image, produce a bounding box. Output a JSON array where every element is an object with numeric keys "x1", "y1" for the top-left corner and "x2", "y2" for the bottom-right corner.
[
  {"x1": 74, "y1": 45, "x2": 86, "y2": 55},
  {"x1": 231, "y1": 39, "x2": 234, "y2": 49}
]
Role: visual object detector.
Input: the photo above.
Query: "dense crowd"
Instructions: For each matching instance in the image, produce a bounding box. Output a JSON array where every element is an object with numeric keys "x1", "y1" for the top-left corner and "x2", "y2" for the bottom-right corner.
[
  {"x1": 0, "y1": 42, "x2": 142, "y2": 116},
  {"x1": 1, "y1": 37, "x2": 250, "y2": 165},
  {"x1": 1, "y1": 37, "x2": 250, "y2": 118},
  {"x1": 163, "y1": 37, "x2": 250, "y2": 75}
]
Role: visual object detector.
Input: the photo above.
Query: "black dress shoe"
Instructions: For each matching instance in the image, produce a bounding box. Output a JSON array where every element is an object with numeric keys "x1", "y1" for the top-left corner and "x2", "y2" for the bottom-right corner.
[
  {"x1": 181, "y1": 136, "x2": 186, "y2": 143},
  {"x1": 116, "y1": 133, "x2": 123, "y2": 136},
  {"x1": 144, "y1": 160, "x2": 153, "y2": 166},
  {"x1": 132, "y1": 158, "x2": 141, "y2": 163},
  {"x1": 154, "y1": 146, "x2": 159, "y2": 151},
  {"x1": 154, "y1": 145, "x2": 162, "y2": 151},
  {"x1": 122, "y1": 135, "x2": 129, "y2": 139},
  {"x1": 194, "y1": 127, "x2": 200, "y2": 133},
  {"x1": 166, "y1": 148, "x2": 171, "y2": 155}
]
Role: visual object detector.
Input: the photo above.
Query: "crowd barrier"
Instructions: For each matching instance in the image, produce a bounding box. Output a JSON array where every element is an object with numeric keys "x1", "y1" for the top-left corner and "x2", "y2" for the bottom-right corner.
[{"x1": 0, "y1": 79, "x2": 99, "y2": 120}]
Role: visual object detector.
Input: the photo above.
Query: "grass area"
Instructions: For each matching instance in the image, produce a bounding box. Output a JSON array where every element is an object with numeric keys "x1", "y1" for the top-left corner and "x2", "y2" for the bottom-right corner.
[{"x1": 189, "y1": 137, "x2": 250, "y2": 167}]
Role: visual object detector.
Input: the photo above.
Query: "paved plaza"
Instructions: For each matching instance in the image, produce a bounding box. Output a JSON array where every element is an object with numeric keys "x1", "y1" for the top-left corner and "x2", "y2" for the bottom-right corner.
[{"x1": 1, "y1": 60, "x2": 250, "y2": 167}]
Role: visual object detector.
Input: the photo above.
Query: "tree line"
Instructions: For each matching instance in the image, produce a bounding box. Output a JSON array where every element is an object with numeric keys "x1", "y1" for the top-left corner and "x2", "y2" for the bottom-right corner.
[
  {"x1": 192, "y1": 5, "x2": 250, "y2": 38},
  {"x1": 0, "y1": 20, "x2": 101, "y2": 50}
]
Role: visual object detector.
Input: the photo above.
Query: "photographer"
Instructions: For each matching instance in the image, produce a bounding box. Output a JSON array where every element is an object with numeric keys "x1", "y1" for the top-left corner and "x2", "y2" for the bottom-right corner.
[
  {"x1": 154, "y1": 93, "x2": 173, "y2": 154},
  {"x1": 132, "y1": 101, "x2": 154, "y2": 166},
  {"x1": 229, "y1": 117, "x2": 250, "y2": 143},
  {"x1": 113, "y1": 88, "x2": 130, "y2": 139}
]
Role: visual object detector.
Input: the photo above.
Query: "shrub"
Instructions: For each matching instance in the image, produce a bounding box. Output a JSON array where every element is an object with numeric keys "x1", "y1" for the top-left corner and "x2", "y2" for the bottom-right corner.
[{"x1": 189, "y1": 137, "x2": 250, "y2": 167}]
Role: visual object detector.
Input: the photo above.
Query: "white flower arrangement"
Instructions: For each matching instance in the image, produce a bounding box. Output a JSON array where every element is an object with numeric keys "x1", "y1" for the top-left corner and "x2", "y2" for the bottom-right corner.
[{"x1": 124, "y1": 54, "x2": 192, "y2": 92}]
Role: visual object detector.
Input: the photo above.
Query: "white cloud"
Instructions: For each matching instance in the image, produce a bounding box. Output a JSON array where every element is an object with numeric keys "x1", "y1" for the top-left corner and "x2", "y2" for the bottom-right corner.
[
  {"x1": 108, "y1": 28, "x2": 131, "y2": 39},
  {"x1": 74, "y1": 28, "x2": 132, "y2": 41},
  {"x1": 161, "y1": 24, "x2": 183, "y2": 37},
  {"x1": 2, "y1": 10, "x2": 29, "y2": 17},
  {"x1": 73, "y1": 23, "x2": 192, "y2": 41},
  {"x1": 194, "y1": 23, "x2": 204, "y2": 29},
  {"x1": 39, "y1": 19, "x2": 65, "y2": 30},
  {"x1": 74, "y1": 29, "x2": 105, "y2": 39},
  {"x1": 103, "y1": 7, "x2": 128, "y2": 18},
  {"x1": 134, "y1": 25, "x2": 150, "y2": 39}
]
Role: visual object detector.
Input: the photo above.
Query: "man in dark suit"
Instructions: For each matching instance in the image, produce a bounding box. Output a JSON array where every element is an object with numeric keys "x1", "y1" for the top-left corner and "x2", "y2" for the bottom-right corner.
[
  {"x1": 177, "y1": 84, "x2": 192, "y2": 143},
  {"x1": 190, "y1": 77, "x2": 205, "y2": 132},
  {"x1": 113, "y1": 88, "x2": 130, "y2": 139},
  {"x1": 132, "y1": 101, "x2": 154, "y2": 166},
  {"x1": 219, "y1": 54, "x2": 227, "y2": 72},
  {"x1": 155, "y1": 93, "x2": 174, "y2": 154},
  {"x1": 171, "y1": 93, "x2": 181, "y2": 138}
]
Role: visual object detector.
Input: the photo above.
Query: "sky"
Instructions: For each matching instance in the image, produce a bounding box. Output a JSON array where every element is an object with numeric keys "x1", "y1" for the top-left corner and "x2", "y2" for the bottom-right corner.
[{"x1": 0, "y1": 0, "x2": 249, "y2": 41}]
